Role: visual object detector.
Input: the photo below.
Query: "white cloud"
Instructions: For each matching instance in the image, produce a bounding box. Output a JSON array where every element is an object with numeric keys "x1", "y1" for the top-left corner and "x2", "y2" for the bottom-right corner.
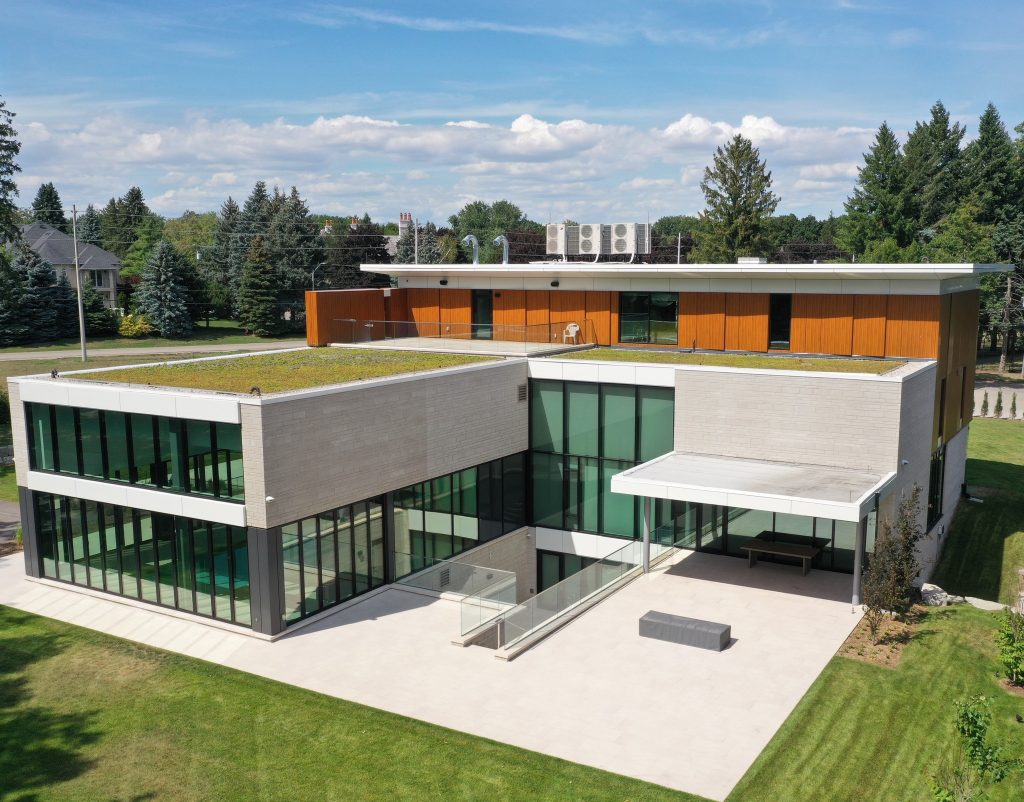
[{"x1": 15, "y1": 107, "x2": 876, "y2": 221}]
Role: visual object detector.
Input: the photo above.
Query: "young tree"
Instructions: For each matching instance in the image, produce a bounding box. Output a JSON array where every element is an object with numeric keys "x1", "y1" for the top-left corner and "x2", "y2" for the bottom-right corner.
[
  {"x1": 12, "y1": 243, "x2": 58, "y2": 341},
  {"x1": 238, "y1": 236, "x2": 280, "y2": 336},
  {"x1": 0, "y1": 95, "x2": 21, "y2": 244},
  {"x1": 932, "y1": 695, "x2": 1014, "y2": 801},
  {"x1": 963, "y1": 103, "x2": 1020, "y2": 225},
  {"x1": 30, "y1": 182, "x2": 67, "y2": 232},
  {"x1": 78, "y1": 203, "x2": 102, "y2": 247},
  {"x1": 133, "y1": 240, "x2": 193, "y2": 338},
  {"x1": 694, "y1": 134, "x2": 780, "y2": 262},
  {"x1": 862, "y1": 486, "x2": 925, "y2": 639},
  {"x1": 840, "y1": 123, "x2": 914, "y2": 254},
  {"x1": 997, "y1": 607, "x2": 1024, "y2": 686}
]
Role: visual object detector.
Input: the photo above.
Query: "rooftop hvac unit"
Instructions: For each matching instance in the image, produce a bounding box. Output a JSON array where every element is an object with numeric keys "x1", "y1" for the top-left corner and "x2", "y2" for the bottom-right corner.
[
  {"x1": 635, "y1": 223, "x2": 651, "y2": 255},
  {"x1": 546, "y1": 223, "x2": 565, "y2": 256},
  {"x1": 610, "y1": 223, "x2": 636, "y2": 255},
  {"x1": 577, "y1": 223, "x2": 606, "y2": 256}
]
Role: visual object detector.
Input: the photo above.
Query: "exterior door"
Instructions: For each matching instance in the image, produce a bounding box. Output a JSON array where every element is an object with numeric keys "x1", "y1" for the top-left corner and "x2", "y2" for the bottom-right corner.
[{"x1": 472, "y1": 290, "x2": 493, "y2": 339}]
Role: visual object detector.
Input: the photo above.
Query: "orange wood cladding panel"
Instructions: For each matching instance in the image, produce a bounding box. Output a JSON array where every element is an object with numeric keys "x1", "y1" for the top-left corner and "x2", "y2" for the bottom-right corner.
[
  {"x1": 724, "y1": 293, "x2": 769, "y2": 351},
  {"x1": 493, "y1": 290, "x2": 526, "y2": 341},
  {"x1": 791, "y1": 294, "x2": 854, "y2": 355},
  {"x1": 384, "y1": 288, "x2": 409, "y2": 324},
  {"x1": 852, "y1": 295, "x2": 888, "y2": 357},
  {"x1": 586, "y1": 291, "x2": 612, "y2": 345},
  {"x1": 406, "y1": 288, "x2": 441, "y2": 336},
  {"x1": 305, "y1": 289, "x2": 387, "y2": 345},
  {"x1": 526, "y1": 290, "x2": 550, "y2": 328},
  {"x1": 678, "y1": 293, "x2": 726, "y2": 350},
  {"x1": 549, "y1": 290, "x2": 586, "y2": 325},
  {"x1": 884, "y1": 295, "x2": 941, "y2": 358},
  {"x1": 439, "y1": 289, "x2": 473, "y2": 336}
]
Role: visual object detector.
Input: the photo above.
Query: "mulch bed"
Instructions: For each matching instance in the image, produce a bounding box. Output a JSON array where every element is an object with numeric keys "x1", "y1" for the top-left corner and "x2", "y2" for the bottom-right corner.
[
  {"x1": 0, "y1": 541, "x2": 22, "y2": 558},
  {"x1": 839, "y1": 605, "x2": 928, "y2": 669}
]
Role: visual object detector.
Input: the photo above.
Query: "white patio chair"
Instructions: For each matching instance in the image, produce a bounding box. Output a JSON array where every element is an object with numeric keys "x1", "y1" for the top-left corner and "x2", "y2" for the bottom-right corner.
[{"x1": 563, "y1": 322, "x2": 580, "y2": 344}]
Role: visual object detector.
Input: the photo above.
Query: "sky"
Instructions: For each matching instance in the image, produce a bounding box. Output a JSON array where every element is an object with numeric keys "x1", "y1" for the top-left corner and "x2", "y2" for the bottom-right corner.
[{"x1": 3, "y1": 0, "x2": 1024, "y2": 225}]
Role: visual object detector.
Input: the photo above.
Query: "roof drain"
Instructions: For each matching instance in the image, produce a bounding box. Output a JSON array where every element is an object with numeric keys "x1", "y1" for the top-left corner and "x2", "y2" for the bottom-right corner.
[
  {"x1": 493, "y1": 235, "x2": 509, "y2": 264},
  {"x1": 462, "y1": 234, "x2": 480, "y2": 264}
]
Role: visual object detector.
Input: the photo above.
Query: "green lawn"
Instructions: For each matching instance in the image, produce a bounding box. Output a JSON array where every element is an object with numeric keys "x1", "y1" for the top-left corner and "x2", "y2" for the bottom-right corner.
[
  {"x1": 0, "y1": 605, "x2": 697, "y2": 802},
  {"x1": 729, "y1": 606, "x2": 1024, "y2": 802},
  {"x1": 931, "y1": 417, "x2": 1024, "y2": 604},
  {"x1": 0, "y1": 319, "x2": 304, "y2": 354},
  {"x1": 561, "y1": 348, "x2": 903, "y2": 375},
  {"x1": 84, "y1": 348, "x2": 496, "y2": 394},
  {"x1": 0, "y1": 464, "x2": 16, "y2": 503}
]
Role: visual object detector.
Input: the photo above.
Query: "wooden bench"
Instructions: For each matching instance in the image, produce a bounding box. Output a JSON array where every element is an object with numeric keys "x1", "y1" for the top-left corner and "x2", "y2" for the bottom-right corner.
[{"x1": 741, "y1": 533, "x2": 820, "y2": 576}]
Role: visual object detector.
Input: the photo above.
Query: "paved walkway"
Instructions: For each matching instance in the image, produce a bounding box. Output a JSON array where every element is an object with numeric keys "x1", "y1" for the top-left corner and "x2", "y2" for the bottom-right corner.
[
  {"x1": 0, "y1": 549, "x2": 860, "y2": 800},
  {"x1": 0, "y1": 499, "x2": 19, "y2": 544},
  {"x1": 0, "y1": 340, "x2": 306, "y2": 362}
]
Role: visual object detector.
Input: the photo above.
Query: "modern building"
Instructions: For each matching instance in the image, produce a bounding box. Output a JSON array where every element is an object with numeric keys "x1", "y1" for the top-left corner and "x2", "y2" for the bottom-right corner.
[
  {"x1": 7, "y1": 261, "x2": 1005, "y2": 646},
  {"x1": 18, "y1": 222, "x2": 121, "y2": 308}
]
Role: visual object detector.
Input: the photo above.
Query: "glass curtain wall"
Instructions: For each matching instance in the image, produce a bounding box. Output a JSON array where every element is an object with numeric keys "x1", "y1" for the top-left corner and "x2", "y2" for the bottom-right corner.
[
  {"x1": 25, "y1": 402, "x2": 244, "y2": 502},
  {"x1": 618, "y1": 292, "x2": 678, "y2": 344},
  {"x1": 281, "y1": 498, "x2": 387, "y2": 626},
  {"x1": 537, "y1": 549, "x2": 597, "y2": 593},
  {"x1": 393, "y1": 453, "x2": 527, "y2": 578},
  {"x1": 33, "y1": 491, "x2": 250, "y2": 626},
  {"x1": 529, "y1": 380, "x2": 674, "y2": 539}
]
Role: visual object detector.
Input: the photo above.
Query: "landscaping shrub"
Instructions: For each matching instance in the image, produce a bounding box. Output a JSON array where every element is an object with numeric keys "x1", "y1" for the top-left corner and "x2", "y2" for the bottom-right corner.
[
  {"x1": 994, "y1": 390, "x2": 1003, "y2": 418},
  {"x1": 0, "y1": 388, "x2": 8, "y2": 426},
  {"x1": 118, "y1": 313, "x2": 154, "y2": 338},
  {"x1": 996, "y1": 607, "x2": 1024, "y2": 685},
  {"x1": 1011, "y1": 394, "x2": 1018, "y2": 421},
  {"x1": 981, "y1": 391, "x2": 989, "y2": 417}
]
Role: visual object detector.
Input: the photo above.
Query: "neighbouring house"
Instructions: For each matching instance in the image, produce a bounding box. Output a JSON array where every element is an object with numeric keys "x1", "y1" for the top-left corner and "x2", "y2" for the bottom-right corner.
[
  {"x1": 6, "y1": 257, "x2": 1007, "y2": 649},
  {"x1": 18, "y1": 222, "x2": 121, "y2": 309}
]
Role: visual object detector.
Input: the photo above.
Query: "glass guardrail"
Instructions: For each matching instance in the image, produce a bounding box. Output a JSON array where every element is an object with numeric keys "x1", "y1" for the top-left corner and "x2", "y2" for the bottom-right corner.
[{"x1": 394, "y1": 551, "x2": 515, "y2": 599}]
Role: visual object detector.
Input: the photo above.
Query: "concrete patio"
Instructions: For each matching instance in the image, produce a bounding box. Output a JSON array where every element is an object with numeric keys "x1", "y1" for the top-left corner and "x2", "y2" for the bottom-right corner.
[{"x1": 0, "y1": 549, "x2": 861, "y2": 801}]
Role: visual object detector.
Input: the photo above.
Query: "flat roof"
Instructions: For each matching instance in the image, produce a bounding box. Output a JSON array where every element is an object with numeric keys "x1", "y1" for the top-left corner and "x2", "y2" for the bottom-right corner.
[
  {"x1": 557, "y1": 348, "x2": 904, "y2": 375},
  {"x1": 611, "y1": 451, "x2": 896, "y2": 522},
  {"x1": 364, "y1": 262, "x2": 1011, "y2": 281},
  {"x1": 62, "y1": 347, "x2": 497, "y2": 395}
]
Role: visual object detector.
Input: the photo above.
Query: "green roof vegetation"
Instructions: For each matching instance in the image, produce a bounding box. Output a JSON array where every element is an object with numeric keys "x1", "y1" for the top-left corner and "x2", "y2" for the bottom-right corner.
[
  {"x1": 0, "y1": 605, "x2": 697, "y2": 802},
  {"x1": 78, "y1": 348, "x2": 495, "y2": 394},
  {"x1": 559, "y1": 348, "x2": 904, "y2": 374}
]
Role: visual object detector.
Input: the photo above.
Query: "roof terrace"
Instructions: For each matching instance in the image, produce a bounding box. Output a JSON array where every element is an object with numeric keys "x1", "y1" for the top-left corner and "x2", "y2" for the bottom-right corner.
[{"x1": 69, "y1": 347, "x2": 497, "y2": 395}]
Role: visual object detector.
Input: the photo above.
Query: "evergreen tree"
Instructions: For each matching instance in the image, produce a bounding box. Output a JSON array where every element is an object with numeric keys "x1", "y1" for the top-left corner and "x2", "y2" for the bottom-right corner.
[
  {"x1": 12, "y1": 243, "x2": 58, "y2": 341},
  {"x1": 54, "y1": 272, "x2": 79, "y2": 338},
  {"x1": 31, "y1": 182, "x2": 67, "y2": 232},
  {"x1": 267, "y1": 187, "x2": 324, "y2": 318},
  {"x1": 395, "y1": 222, "x2": 442, "y2": 264},
  {"x1": 840, "y1": 123, "x2": 913, "y2": 254},
  {"x1": 133, "y1": 240, "x2": 193, "y2": 338},
  {"x1": 81, "y1": 282, "x2": 117, "y2": 335},
  {"x1": 120, "y1": 215, "x2": 165, "y2": 280},
  {"x1": 335, "y1": 216, "x2": 391, "y2": 288},
  {"x1": 238, "y1": 237, "x2": 280, "y2": 336},
  {"x1": 78, "y1": 204, "x2": 102, "y2": 247},
  {"x1": 240, "y1": 181, "x2": 271, "y2": 247},
  {"x1": 963, "y1": 103, "x2": 1020, "y2": 225},
  {"x1": 208, "y1": 197, "x2": 243, "y2": 316},
  {"x1": 902, "y1": 101, "x2": 965, "y2": 232},
  {"x1": 100, "y1": 197, "x2": 125, "y2": 256},
  {"x1": 0, "y1": 95, "x2": 21, "y2": 244},
  {"x1": 694, "y1": 134, "x2": 780, "y2": 262},
  {"x1": 925, "y1": 198, "x2": 998, "y2": 263},
  {"x1": 120, "y1": 186, "x2": 150, "y2": 231},
  {"x1": 0, "y1": 251, "x2": 28, "y2": 345}
]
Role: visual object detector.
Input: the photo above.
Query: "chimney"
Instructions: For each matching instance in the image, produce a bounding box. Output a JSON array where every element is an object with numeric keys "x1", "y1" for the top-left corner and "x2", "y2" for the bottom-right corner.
[
  {"x1": 398, "y1": 211, "x2": 413, "y2": 238},
  {"x1": 350, "y1": 216, "x2": 359, "y2": 231}
]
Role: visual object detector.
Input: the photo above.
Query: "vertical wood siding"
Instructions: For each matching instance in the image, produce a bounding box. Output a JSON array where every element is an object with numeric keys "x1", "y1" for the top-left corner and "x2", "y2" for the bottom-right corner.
[{"x1": 724, "y1": 293, "x2": 769, "y2": 351}]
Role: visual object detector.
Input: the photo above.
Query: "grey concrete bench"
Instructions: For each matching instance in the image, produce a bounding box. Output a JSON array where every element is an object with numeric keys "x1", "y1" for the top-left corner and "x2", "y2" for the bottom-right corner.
[{"x1": 639, "y1": 610, "x2": 730, "y2": 651}]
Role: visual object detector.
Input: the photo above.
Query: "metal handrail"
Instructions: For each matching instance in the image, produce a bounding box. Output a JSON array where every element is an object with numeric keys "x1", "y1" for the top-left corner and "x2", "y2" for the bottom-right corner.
[{"x1": 326, "y1": 318, "x2": 598, "y2": 346}]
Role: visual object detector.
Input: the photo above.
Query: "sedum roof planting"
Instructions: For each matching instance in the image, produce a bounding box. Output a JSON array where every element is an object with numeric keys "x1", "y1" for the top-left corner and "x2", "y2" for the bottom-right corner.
[{"x1": 557, "y1": 348, "x2": 904, "y2": 374}]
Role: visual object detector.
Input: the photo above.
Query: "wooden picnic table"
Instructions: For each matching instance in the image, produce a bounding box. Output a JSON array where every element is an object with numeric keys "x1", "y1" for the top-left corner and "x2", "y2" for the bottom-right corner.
[{"x1": 740, "y1": 532, "x2": 821, "y2": 576}]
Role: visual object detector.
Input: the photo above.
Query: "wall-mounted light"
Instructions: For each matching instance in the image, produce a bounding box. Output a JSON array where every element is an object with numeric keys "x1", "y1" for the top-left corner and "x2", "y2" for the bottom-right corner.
[
  {"x1": 495, "y1": 292, "x2": 502, "y2": 298},
  {"x1": 550, "y1": 280, "x2": 560, "y2": 287},
  {"x1": 440, "y1": 279, "x2": 448, "y2": 286}
]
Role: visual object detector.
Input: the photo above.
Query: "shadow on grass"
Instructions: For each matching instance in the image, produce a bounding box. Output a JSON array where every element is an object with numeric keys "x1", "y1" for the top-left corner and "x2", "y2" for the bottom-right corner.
[{"x1": 0, "y1": 609, "x2": 100, "y2": 801}]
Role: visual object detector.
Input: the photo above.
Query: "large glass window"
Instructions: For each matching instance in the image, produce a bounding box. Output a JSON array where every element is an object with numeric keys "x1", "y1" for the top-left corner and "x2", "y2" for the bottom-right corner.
[
  {"x1": 31, "y1": 491, "x2": 250, "y2": 626},
  {"x1": 618, "y1": 292, "x2": 678, "y2": 345},
  {"x1": 528, "y1": 380, "x2": 675, "y2": 540},
  {"x1": 24, "y1": 403, "x2": 244, "y2": 502}
]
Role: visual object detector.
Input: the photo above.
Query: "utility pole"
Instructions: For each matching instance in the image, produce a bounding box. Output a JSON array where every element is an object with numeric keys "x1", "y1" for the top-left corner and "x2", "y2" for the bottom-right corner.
[
  {"x1": 71, "y1": 205, "x2": 88, "y2": 362},
  {"x1": 677, "y1": 233, "x2": 681, "y2": 264},
  {"x1": 414, "y1": 218, "x2": 419, "y2": 264}
]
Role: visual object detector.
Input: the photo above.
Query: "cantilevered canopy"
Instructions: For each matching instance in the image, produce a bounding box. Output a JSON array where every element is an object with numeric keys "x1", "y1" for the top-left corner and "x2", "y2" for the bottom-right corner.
[{"x1": 611, "y1": 452, "x2": 896, "y2": 523}]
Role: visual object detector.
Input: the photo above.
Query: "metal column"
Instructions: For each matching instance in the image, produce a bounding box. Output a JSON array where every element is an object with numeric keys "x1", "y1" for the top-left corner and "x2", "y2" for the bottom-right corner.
[
  {"x1": 851, "y1": 514, "x2": 867, "y2": 607},
  {"x1": 642, "y1": 497, "x2": 651, "y2": 573}
]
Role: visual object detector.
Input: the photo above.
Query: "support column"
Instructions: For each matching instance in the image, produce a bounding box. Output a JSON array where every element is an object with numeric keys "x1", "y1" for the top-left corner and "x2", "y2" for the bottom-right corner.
[
  {"x1": 384, "y1": 492, "x2": 396, "y2": 584},
  {"x1": 247, "y1": 526, "x2": 285, "y2": 637},
  {"x1": 642, "y1": 497, "x2": 651, "y2": 574},
  {"x1": 19, "y1": 486, "x2": 41, "y2": 579},
  {"x1": 851, "y1": 514, "x2": 867, "y2": 607}
]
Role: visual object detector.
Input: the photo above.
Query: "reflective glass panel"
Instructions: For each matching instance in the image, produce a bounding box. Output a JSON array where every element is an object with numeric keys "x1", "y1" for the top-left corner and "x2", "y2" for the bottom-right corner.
[
  {"x1": 79, "y1": 409, "x2": 104, "y2": 479},
  {"x1": 530, "y1": 380, "x2": 564, "y2": 453},
  {"x1": 54, "y1": 406, "x2": 79, "y2": 476},
  {"x1": 601, "y1": 386, "x2": 636, "y2": 461}
]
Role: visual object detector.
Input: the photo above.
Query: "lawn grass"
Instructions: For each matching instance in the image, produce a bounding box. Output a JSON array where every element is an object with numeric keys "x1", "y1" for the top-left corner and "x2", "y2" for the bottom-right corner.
[
  {"x1": 82, "y1": 348, "x2": 496, "y2": 394},
  {"x1": 728, "y1": 605, "x2": 1024, "y2": 802},
  {"x1": 0, "y1": 319, "x2": 304, "y2": 354},
  {"x1": 931, "y1": 417, "x2": 1024, "y2": 604},
  {"x1": 0, "y1": 464, "x2": 16, "y2": 503},
  {"x1": 0, "y1": 605, "x2": 698, "y2": 802},
  {"x1": 560, "y1": 348, "x2": 903, "y2": 374}
]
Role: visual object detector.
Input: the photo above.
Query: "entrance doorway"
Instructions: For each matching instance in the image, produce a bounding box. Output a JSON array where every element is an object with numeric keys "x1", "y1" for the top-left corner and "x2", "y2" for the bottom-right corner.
[{"x1": 472, "y1": 290, "x2": 493, "y2": 339}]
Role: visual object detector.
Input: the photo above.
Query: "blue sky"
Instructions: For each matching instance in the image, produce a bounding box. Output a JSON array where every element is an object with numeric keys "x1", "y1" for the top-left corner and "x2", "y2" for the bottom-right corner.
[{"x1": 3, "y1": 0, "x2": 1023, "y2": 224}]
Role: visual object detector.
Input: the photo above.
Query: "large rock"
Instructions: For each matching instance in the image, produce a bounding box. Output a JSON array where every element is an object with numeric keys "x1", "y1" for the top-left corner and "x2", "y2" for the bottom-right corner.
[{"x1": 921, "y1": 583, "x2": 966, "y2": 606}]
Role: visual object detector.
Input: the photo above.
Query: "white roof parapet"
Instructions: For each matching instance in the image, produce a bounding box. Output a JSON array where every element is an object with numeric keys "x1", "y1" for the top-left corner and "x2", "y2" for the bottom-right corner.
[{"x1": 611, "y1": 451, "x2": 897, "y2": 523}]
